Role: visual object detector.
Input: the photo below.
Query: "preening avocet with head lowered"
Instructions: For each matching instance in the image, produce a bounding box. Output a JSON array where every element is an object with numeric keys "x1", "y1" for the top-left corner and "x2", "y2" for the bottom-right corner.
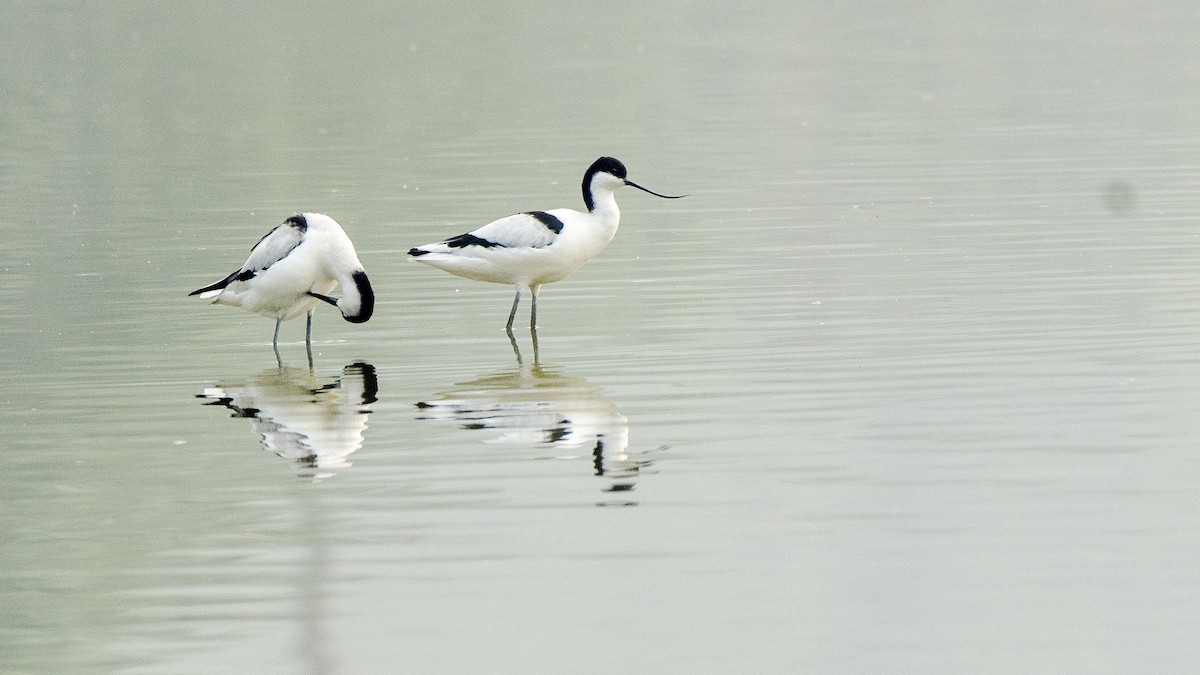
[
  {"x1": 408, "y1": 157, "x2": 684, "y2": 335},
  {"x1": 189, "y1": 212, "x2": 374, "y2": 353}
]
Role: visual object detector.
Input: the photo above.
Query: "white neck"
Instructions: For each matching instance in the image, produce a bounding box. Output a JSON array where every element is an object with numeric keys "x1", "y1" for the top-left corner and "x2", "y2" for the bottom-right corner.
[
  {"x1": 336, "y1": 269, "x2": 374, "y2": 323},
  {"x1": 589, "y1": 184, "x2": 621, "y2": 223}
]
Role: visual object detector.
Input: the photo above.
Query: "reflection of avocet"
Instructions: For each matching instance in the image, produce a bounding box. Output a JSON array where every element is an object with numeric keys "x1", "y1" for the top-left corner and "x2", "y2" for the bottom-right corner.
[
  {"x1": 198, "y1": 362, "x2": 378, "y2": 479},
  {"x1": 416, "y1": 364, "x2": 654, "y2": 497}
]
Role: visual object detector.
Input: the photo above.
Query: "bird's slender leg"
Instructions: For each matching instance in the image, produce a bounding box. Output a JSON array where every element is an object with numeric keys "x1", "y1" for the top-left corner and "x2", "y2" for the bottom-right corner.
[
  {"x1": 529, "y1": 285, "x2": 540, "y2": 364},
  {"x1": 305, "y1": 311, "x2": 315, "y2": 370},
  {"x1": 506, "y1": 290, "x2": 523, "y2": 364},
  {"x1": 272, "y1": 318, "x2": 284, "y2": 368},
  {"x1": 506, "y1": 289, "x2": 521, "y2": 334},
  {"x1": 529, "y1": 285, "x2": 539, "y2": 330},
  {"x1": 508, "y1": 329, "x2": 524, "y2": 365}
]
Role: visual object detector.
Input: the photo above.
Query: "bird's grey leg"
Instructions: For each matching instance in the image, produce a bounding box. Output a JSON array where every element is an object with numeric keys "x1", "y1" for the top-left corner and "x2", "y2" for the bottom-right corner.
[
  {"x1": 506, "y1": 290, "x2": 523, "y2": 364},
  {"x1": 305, "y1": 311, "x2": 316, "y2": 369},
  {"x1": 529, "y1": 285, "x2": 539, "y2": 330},
  {"x1": 508, "y1": 328, "x2": 523, "y2": 365},
  {"x1": 506, "y1": 289, "x2": 521, "y2": 333},
  {"x1": 529, "y1": 285, "x2": 540, "y2": 363},
  {"x1": 271, "y1": 319, "x2": 284, "y2": 368}
]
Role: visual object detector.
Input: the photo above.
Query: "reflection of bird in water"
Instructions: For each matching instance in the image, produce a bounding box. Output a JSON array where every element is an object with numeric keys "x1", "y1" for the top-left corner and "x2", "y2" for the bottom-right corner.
[
  {"x1": 416, "y1": 364, "x2": 653, "y2": 499},
  {"x1": 198, "y1": 362, "x2": 378, "y2": 479}
]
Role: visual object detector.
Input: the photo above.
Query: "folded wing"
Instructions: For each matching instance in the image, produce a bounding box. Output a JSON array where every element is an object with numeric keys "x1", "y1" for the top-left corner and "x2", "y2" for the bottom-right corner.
[
  {"x1": 411, "y1": 211, "x2": 564, "y2": 255},
  {"x1": 190, "y1": 221, "x2": 306, "y2": 297}
]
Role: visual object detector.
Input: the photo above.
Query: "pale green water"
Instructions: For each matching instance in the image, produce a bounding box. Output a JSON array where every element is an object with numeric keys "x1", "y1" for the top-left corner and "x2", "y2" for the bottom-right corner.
[{"x1": 3, "y1": 1, "x2": 1200, "y2": 672}]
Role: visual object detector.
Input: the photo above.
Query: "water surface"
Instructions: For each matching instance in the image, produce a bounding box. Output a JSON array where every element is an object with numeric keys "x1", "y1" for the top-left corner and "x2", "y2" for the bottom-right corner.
[{"x1": 2, "y1": 1, "x2": 1199, "y2": 672}]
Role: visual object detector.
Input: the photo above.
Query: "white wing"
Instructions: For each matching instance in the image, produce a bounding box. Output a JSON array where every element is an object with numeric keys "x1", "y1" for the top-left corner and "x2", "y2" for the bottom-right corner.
[
  {"x1": 420, "y1": 210, "x2": 567, "y2": 253},
  {"x1": 190, "y1": 219, "x2": 306, "y2": 298},
  {"x1": 241, "y1": 221, "x2": 305, "y2": 273}
]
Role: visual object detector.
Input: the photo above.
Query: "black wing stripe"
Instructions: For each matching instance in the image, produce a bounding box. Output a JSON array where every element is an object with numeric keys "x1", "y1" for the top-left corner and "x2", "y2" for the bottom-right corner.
[
  {"x1": 526, "y1": 211, "x2": 564, "y2": 234},
  {"x1": 189, "y1": 269, "x2": 240, "y2": 296},
  {"x1": 445, "y1": 233, "x2": 505, "y2": 249}
]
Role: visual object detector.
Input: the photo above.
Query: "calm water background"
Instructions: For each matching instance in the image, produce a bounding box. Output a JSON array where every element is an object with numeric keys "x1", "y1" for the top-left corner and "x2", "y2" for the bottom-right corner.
[{"x1": 2, "y1": 1, "x2": 1199, "y2": 672}]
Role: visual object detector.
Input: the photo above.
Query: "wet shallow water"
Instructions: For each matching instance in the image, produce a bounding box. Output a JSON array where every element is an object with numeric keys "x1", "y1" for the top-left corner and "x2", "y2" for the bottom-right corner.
[{"x1": 3, "y1": 1, "x2": 1200, "y2": 672}]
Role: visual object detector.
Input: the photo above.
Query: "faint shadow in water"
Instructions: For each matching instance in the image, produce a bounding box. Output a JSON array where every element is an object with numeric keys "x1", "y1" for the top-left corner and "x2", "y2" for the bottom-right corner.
[
  {"x1": 416, "y1": 363, "x2": 656, "y2": 505},
  {"x1": 197, "y1": 361, "x2": 378, "y2": 480}
]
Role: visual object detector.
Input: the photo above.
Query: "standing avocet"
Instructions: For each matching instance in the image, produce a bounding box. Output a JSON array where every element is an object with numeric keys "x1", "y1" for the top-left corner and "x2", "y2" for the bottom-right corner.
[
  {"x1": 189, "y1": 213, "x2": 374, "y2": 355},
  {"x1": 408, "y1": 157, "x2": 683, "y2": 337}
]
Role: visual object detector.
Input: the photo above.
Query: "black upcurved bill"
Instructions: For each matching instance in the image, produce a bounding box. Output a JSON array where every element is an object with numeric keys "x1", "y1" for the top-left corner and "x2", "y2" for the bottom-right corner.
[{"x1": 624, "y1": 180, "x2": 687, "y2": 199}]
